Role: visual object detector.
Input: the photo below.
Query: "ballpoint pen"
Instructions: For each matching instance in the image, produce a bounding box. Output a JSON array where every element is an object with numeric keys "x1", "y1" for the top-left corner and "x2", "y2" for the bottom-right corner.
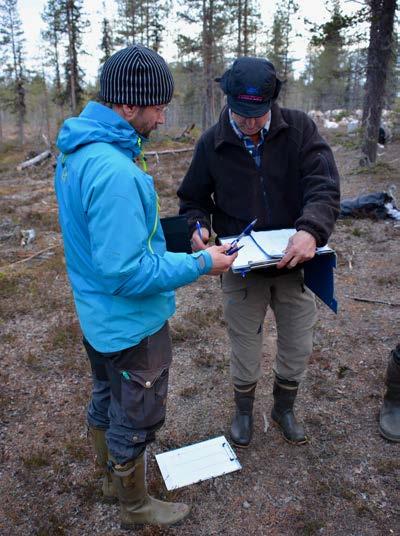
[
  {"x1": 226, "y1": 218, "x2": 258, "y2": 254},
  {"x1": 196, "y1": 221, "x2": 203, "y2": 241},
  {"x1": 226, "y1": 244, "x2": 244, "y2": 256}
]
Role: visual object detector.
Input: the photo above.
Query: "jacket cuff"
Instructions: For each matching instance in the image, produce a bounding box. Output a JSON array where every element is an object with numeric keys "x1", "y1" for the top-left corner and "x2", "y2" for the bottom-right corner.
[
  {"x1": 295, "y1": 224, "x2": 325, "y2": 247},
  {"x1": 192, "y1": 250, "x2": 212, "y2": 275}
]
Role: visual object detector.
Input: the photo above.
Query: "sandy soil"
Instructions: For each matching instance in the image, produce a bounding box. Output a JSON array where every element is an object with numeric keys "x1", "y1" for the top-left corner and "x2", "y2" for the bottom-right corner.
[{"x1": 0, "y1": 129, "x2": 399, "y2": 536}]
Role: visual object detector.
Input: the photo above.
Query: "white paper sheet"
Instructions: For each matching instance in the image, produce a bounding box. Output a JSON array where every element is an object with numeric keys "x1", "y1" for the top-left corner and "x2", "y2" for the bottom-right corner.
[
  {"x1": 155, "y1": 436, "x2": 241, "y2": 490},
  {"x1": 220, "y1": 228, "x2": 334, "y2": 272}
]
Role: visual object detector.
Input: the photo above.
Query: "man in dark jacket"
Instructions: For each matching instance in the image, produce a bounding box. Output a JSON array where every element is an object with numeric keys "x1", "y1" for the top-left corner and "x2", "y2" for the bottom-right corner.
[{"x1": 178, "y1": 57, "x2": 340, "y2": 448}]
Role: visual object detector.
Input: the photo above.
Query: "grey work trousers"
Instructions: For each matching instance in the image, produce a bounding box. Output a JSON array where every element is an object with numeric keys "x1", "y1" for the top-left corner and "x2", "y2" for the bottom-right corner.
[
  {"x1": 222, "y1": 269, "x2": 317, "y2": 385},
  {"x1": 84, "y1": 322, "x2": 172, "y2": 464}
]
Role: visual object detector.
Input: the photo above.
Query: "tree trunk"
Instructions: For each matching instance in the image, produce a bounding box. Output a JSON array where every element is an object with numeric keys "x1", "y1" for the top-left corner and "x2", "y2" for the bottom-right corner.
[
  {"x1": 243, "y1": 0, "x2": 248, "y2": 55},
  {"x1": 361, "y1": 0, "x2": 397, "y2": 165},
  {"x1": 202, "y1": 0, "x2": 214, "y2": 131},
  {"x1": 66, "y1": 1, "x2": 77, "y2": 114},
  {"x1": 237, "y1": 0, "x2": 242, "y2": 55}
]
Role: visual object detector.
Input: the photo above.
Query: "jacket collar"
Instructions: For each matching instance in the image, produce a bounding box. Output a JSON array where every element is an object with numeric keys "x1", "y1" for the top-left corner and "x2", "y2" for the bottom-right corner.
[{"x1": 214, "y1": 103, "x2": 288, "y2": 150}]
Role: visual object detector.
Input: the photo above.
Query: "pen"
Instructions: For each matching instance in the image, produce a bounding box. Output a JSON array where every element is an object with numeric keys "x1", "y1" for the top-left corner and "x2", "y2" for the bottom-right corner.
[
  {"x1": 226, "y1": 244, "x2": 244, "y2": 256},
  {"x1": 196, "y1": 221, "x2": 203, "y2": 241},
  {"x1": 226, "y1": 218, "x2": 258, "y2": 254}
]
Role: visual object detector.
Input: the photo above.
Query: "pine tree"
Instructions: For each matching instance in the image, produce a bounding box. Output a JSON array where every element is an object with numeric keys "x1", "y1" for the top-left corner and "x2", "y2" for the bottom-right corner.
[
  {"x1": 177, "y1": 0, "x2": 229, "y2": 130},
  {"x1": 361, "y1": 0, "x2": 397, "y2": 164},
  {"x1": 266, "y1": 0, "x2": 299, "y2": 106},
  {"x1": 307, "y1": 2, "x2": 354, "y2": 111},
  {"x1": 100, "y1": 15, "x2": 113, "y2": 64},
  {"x1": 54, "y1": 0, "x2": 89, "y2": 115},
  {"x1": 384, "y1": 30, "x2": 399, "y2": 109},
  {"x1": 0, "y1": 0, "x2": 26, "y2": 145},
  {"x1": 41, "y1": 0, "x2": 65, "y2": 122},
  {"x1": 230, "y1": 0, "x2": 260, "y2": 56},
  {"x1": 343, "y1": 47, "x2": 367, "y2": 111},
  {"x1": 115, "y1": 0, "x2": 170, "y2": 51}
]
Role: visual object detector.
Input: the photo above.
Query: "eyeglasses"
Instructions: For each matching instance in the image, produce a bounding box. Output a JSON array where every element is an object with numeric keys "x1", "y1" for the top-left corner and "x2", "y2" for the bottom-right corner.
[{"x1": 155, "y1": 105, "x2": 168, "y2": 114}]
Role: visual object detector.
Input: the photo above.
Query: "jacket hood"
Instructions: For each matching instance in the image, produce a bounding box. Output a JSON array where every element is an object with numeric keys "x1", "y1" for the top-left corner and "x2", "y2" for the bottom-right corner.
[{"x1": 56, "y1": 101, "x2": 142, "y2": 158}]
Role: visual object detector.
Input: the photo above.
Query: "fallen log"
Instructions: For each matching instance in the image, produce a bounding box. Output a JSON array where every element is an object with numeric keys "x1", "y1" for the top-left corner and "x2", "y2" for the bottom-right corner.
[
  {"x1": 144, "y1": 147, "x2": 194, "y2": 156},
  {"x1": 17, "y1": 150, "x2": 52, "y2": 171}
]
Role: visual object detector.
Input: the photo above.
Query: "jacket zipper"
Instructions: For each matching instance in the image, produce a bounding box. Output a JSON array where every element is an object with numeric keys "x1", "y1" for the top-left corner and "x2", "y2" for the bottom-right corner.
[
  {"x1": 259, "y1": 171, "x2": 270, "y2": 226},
  {"x1": 147, "y1": 192, "x2": 160, "y2": 254}
]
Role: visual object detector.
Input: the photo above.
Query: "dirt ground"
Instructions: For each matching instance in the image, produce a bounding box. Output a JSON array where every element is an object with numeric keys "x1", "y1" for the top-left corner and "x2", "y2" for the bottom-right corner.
[{"x1": 0, "y1": 128, "x2": 399, "y2": 536}]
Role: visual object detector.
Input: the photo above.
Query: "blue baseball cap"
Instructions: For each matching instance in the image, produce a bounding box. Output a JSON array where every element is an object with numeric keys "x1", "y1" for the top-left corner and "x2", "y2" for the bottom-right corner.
[{"x1": 216, "y1": 57, "x2": 282, "y2": 118}]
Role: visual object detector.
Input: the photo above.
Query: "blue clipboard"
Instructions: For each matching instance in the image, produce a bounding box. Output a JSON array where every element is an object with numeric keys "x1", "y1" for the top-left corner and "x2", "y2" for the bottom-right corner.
[{"x1": 303, "y1": 252, "x2": 338, "y2": 314}]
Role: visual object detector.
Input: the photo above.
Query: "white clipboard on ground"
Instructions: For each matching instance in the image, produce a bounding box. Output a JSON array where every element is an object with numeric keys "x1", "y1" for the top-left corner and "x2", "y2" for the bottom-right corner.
[{"x1": 155, "y1": 435, "x2": 242, "y2": 490}]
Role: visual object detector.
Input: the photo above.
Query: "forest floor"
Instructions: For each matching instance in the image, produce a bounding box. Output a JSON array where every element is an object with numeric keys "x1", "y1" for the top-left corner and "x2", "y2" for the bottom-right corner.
[{"x1": 0, "y1": 128, "x2": 399, "y2": 536}]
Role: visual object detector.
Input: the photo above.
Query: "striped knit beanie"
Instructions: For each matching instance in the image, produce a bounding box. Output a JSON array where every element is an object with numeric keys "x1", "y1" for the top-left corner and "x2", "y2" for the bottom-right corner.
[{"x1": 99, "y1": 44, "x2": 174, "y2": 106}]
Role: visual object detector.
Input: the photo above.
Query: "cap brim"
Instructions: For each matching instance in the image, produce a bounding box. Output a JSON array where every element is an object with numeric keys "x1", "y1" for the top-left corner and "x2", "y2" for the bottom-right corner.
[{"x1": 227, "y1": 95, "x2": 272, "y2": 118}]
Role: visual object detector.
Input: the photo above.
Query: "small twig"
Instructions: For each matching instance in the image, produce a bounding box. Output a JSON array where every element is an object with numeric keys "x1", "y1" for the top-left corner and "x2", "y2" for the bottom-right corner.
[
  {"x1": 262, "y1": 413, "x2": 269, "y2": 433},
  {"x1": 345, "y1": 294, "x2": 400, "y2": 307},
  {"x1": 0, "y1": 245, "x2": 59, "y2": 271}
]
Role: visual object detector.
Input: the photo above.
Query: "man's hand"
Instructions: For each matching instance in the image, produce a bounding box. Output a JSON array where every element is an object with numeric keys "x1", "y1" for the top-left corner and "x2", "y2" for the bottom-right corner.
[
  {"x1": 206, "y1": 244, "x2": 238, "y2": 275},
  {"x1": 276, "y1": 230, "x2": 317, "y2": 269},
  {"x1": 191, "y1": 227, "x2": 210, "y2": 251}
]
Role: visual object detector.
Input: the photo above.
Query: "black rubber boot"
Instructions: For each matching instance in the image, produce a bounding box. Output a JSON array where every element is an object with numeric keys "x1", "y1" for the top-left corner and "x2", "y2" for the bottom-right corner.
[
  {"x1": 379, "y1": 345, "x2": 400, "y2": 442},
  {"x1": 271, "y1": 377, "x2": 307, "y2": 445},
  {"x1": 230, "y1": 383, "x2": 256, "y2": 448}
]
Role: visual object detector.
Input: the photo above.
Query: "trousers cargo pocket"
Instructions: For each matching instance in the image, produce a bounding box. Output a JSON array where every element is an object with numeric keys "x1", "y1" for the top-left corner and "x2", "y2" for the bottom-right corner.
[{"x1": 120, "y1": 367, "x2": 170, "y2": 429}]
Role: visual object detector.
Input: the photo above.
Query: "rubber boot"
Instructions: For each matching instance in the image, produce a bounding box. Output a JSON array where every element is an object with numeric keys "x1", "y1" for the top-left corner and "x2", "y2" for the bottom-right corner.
[
  {"x1": 87, "y1": 426, "x2": 117, "y2": 502},
  {"x1": 271, "y1": 377, "x2": 307, "y2": 445},
  {"x1": 379, "y1": 345, "x2": 400, "y2": 442},
  {"x1": 111, "y1": 451, "x2": 190, "y2": 529},
  {"x1": 230, "y1": 383, "x2": 256, "y2": 448}
]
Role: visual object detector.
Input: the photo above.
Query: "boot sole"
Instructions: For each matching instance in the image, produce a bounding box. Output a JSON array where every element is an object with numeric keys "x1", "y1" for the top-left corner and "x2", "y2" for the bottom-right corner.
[
  {"x1": 271, "y1": 418, "x2": 308, "y2": 445},
  {"x1": 231, "y1": 440, "x2": 250, "y2": 449},
  {"x1": 120, "y1": 511, "x2": 190, "y2": 530},
  {"x1": 379, "y1": 425, "x2": 400, "y2": 443}
]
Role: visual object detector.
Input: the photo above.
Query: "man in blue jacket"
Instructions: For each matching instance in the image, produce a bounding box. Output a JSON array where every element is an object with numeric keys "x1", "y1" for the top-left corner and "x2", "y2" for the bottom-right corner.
[{"x1": 54, "y1": 44, "x2": 236, "y2": 529}]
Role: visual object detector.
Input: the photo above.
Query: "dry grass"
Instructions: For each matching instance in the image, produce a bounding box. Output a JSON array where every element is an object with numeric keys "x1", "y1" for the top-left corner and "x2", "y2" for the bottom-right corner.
[{"x1": 1, "y1": 135, "x2": 400, "y2": 535}]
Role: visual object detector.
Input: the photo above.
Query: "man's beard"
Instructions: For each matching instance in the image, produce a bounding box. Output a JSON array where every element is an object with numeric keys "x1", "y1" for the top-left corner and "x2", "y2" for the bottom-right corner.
[{"x1": 136, "y1": 125, "x2": 153, "y2": 139}]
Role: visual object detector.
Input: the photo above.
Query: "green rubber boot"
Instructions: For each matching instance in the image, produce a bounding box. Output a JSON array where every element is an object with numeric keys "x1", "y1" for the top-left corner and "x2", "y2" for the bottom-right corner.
[
  {"x1": 87, "y1": 426, "x2": 117, "y2": 502},
  {"x1": 111, "y1": 452, "x2": 190, "y2": 529}
]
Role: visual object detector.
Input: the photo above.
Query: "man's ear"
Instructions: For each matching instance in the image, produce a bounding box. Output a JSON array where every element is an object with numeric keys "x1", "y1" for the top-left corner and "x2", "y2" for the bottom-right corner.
[{"x1": 121, "y1": 104, "x2": 139, "y2": 121}]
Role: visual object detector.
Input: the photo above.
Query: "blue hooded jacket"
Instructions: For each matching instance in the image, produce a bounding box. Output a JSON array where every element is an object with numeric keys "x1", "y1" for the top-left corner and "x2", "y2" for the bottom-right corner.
[{"x1": 55, "y1": 101, "x2": 212, "y2": 352}]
